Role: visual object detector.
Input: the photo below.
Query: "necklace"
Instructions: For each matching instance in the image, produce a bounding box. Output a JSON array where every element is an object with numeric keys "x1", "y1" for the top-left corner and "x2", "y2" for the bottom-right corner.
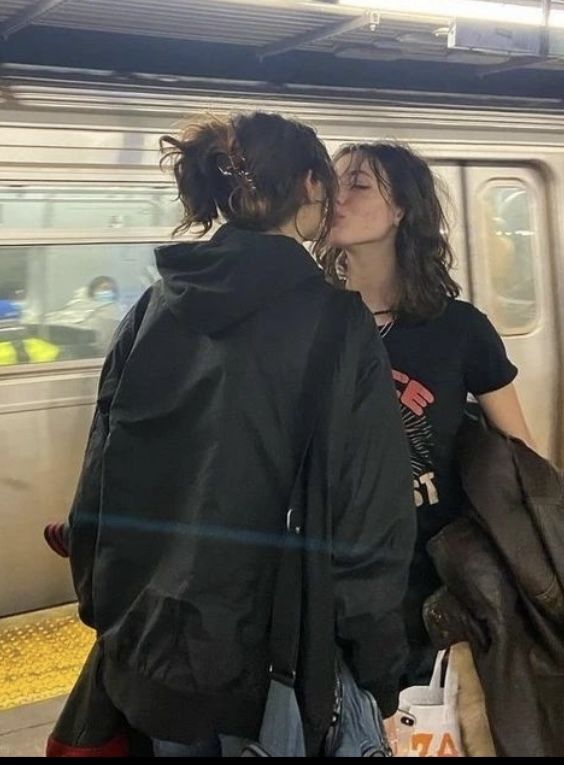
[
  {"x1": 368, "y1": 306, "x2": 396, "y2": 338},
  {"x1": 378, "y1": 319, "x2": 395, "y2": 339},
  {"x1": 363, "y1": 300, "x2": 395, "y2": 336}
]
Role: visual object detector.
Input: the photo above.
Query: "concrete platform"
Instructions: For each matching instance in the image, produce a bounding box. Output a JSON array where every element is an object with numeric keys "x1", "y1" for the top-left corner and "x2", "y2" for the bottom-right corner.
[{"x1": 0, "y1": 696, "x2": 67, "y2": 757}]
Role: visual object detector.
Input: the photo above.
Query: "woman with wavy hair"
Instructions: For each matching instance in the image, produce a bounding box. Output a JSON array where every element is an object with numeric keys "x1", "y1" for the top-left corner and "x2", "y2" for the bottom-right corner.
[{"x1": 316, "y1": 142, "x2": 533, "y2": 685}]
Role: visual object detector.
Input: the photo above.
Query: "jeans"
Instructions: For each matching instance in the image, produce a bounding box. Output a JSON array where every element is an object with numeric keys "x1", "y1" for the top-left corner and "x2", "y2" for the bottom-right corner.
[
  {"x1": 152, "y1": 735, "x2": 244, "y2": 757},
  {"x1": 152, "y1": 736, "x2": 221, "y2": 757}
]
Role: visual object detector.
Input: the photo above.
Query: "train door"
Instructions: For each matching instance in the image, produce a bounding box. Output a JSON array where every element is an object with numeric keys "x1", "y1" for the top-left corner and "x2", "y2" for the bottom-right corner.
[
  {"x1": 432, "y1": 164, "x2": 470, "y2": 297},
  {"x1": 463, "y1": 165, "x2": 558, "y2": 460}
]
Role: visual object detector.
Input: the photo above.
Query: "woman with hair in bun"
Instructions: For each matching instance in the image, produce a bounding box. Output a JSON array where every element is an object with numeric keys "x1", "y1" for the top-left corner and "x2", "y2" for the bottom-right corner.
[{"x1": 65, "y1": 113, "x2": 415, "y2": 756}]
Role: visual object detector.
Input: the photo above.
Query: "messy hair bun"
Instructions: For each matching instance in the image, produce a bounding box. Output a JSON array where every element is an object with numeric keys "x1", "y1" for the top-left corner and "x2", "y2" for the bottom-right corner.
[{"x1": 160, "y1": 111, "x2": 336, "y2": 242}]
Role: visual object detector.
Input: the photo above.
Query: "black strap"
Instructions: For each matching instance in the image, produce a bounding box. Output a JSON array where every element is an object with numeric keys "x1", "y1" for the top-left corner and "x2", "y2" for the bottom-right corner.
[{"x1": 269, "y1": 290, "x2": 350, "y2": 686}]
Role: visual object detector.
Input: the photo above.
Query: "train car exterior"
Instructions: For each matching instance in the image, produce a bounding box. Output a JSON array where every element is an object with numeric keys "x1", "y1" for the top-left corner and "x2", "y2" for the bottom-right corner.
[{"x1": 1, "y1": 69, "x2": 563, "y2": 616}]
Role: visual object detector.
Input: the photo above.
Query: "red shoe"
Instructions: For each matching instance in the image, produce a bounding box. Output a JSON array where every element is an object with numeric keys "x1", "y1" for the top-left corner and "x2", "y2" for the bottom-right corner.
[{"x1": 44, "y1": 523, "x2": 69, "y2": 558}]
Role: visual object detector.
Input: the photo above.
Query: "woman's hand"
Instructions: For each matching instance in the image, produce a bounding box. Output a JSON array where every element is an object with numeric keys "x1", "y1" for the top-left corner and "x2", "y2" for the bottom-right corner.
[{"x1": 383, "y1": 715, "x2": 398, "y2": 755}]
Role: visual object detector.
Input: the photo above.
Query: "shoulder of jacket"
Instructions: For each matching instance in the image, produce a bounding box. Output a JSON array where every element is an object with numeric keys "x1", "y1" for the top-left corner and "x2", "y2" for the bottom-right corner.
[
  {"x1": 322, "y1": 290, "x2": 378, "y2": 353},
  {"x1": 327, "y1": 288, "x2": 370, "y2": 325},
  {"x1": 110, "y1": 284, "x2": 158, "y2": 353}
]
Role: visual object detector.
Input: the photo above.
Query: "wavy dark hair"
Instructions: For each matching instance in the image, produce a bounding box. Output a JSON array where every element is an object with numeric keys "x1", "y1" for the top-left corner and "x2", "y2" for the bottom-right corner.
[
  {"x1": 314, "y1": 142, "x2": 460, "y2": 320},
  {"x1": 159, "y1": 111, "x2": 336, "y2": 247}
]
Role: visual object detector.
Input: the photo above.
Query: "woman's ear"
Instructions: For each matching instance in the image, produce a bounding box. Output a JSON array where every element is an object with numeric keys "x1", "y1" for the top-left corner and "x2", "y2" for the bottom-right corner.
[
  {"x1": 303, "y1": 170, "x2": 325, "y2": 205},
  {"x1": 394, "y1": 207, "x2": 405, "y2": 226}
]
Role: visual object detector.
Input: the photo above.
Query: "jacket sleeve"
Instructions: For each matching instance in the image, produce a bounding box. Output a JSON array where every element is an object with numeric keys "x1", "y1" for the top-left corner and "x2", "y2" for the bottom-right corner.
[
  {"x1": 68, "y1": 290, "x2": 151, "y2": 628},
  {"x1": 333, "y1": 307, "x2": 416, "y2": 718}
]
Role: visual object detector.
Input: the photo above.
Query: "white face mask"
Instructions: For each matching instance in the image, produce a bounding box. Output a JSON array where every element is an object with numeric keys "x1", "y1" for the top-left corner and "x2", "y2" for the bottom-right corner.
[{"x1": 93, "y1": 290, "x2": 116, "y2": 304}]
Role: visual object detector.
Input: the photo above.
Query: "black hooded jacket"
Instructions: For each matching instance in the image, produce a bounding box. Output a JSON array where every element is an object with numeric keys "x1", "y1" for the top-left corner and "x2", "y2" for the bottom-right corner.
[{"x1": 68, "y1": 224, "x2": 415, "y2": 752}]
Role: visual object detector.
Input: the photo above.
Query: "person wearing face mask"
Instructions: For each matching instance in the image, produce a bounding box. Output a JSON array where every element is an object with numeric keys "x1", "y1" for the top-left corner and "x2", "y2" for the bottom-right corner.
[
  {"x1": 83, "y1": 276, "x2": 124, "y2": 351},
  {"x1": 315, "y1": 142, "x2": 534, "y2": 687},
  {"x1": 87, "y1": 276, "x2": 119, "y2": 305},
  {"x1": 45, "y1": 275, "x2": 124, "y2": 353}
]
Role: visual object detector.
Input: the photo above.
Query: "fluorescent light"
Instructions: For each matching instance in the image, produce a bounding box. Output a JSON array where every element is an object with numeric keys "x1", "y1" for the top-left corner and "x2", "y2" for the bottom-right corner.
[{"x1": 338, "y1": 1, "x2": 564, "y2": 29}]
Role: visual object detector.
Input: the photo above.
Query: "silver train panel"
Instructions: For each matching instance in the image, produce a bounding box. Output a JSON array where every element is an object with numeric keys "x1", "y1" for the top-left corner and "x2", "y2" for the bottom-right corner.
[{"x1": 0, "y1": 367, "x2": 98, "y2": 616}]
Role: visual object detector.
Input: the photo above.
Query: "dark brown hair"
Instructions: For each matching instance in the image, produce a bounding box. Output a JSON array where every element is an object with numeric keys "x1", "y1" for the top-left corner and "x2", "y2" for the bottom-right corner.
[
  {"x1": 160, "y1": 111, "x2": 336, "y2": 245},
  {"x1": 314, "y1": 142, "x2": 460, "y2": 321}
]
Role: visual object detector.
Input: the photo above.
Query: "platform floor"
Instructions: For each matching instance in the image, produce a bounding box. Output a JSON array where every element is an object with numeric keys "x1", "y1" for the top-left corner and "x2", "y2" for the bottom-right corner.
[
  {"x1": 0, "y1": 696, "x2": 67, "y2": 757},
  {"x1": 0, "y1": 603, "x2": 94, "y2": 711},
  {"x1": 0, "y1": 603, "x2": 94, "y2": 756}
]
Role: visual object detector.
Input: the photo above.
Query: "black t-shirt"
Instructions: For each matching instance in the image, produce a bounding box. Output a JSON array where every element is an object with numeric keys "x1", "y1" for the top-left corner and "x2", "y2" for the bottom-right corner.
[{"x1": 382, "y1": 299, "x2": 518, "y2": 646}]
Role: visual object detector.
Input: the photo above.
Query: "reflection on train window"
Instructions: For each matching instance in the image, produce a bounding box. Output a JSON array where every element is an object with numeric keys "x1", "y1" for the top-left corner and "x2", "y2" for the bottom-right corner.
[
  {"x1": 0, "y1": 243, "x2": 159, "y2": 367},
  {"x1": 480, "y1": 182, "x2": 539, "y2": 335},
  {"x1": 0, "y1": 185, "x2": 182, "y2": 232}
]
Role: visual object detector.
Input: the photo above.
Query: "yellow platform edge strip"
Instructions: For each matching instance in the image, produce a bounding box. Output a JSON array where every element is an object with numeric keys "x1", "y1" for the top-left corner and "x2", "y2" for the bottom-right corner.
[{"x1": 0, "y1": 603, "x2": 95, "y2": 711}]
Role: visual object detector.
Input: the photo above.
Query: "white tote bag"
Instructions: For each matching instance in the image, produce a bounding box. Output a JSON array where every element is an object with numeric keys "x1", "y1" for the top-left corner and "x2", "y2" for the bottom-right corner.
[{"x1": 393, "y1": 650, "x2": 464, "y2": 757}]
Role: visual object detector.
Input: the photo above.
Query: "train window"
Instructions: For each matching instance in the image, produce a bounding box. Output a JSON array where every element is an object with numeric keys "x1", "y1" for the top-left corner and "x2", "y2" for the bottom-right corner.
[
  {"x1": 479, "y1": 182, "x2": 539, "y2": 335},
  {"x1": 0, "y1": 242, "x2": 159, "y2": 367},
  {"x1": 0, "y1": 185, "x2": 182, "y2": 233}
]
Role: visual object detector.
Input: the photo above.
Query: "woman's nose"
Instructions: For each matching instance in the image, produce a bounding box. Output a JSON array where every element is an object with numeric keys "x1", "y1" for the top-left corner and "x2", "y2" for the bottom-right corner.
[{"x1": 334, "y1": 189, "x2": 347, "y2": 208}]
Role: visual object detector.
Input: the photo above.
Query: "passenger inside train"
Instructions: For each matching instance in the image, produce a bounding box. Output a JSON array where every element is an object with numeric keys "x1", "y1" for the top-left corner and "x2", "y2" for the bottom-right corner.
[{"x1": 45, "y1": 275, "x2": 125, "y2": 353}]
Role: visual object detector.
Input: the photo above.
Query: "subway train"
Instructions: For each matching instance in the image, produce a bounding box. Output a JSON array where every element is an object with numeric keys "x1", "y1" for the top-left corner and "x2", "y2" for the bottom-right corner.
[{"x1": 1, "y1": 66, "x2": 563, "y2": 617}]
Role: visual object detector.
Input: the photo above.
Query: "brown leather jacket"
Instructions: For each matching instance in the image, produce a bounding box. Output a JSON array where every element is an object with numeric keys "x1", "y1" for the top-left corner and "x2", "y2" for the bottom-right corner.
[{"x1": 423, "y1": 416, "x2": 564, "y2": 757}]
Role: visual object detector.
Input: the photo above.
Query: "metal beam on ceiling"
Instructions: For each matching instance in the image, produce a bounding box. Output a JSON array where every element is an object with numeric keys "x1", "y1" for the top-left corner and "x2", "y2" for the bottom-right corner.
[
  {"x1": 257, "y1": 9, "x2": 379, "y2": 60},
  {"x1": 478, "y1": 0, "x2": 555, "y2": 77},
  {"x1": 0, "y1": 0, "x2": 73, "y2": 40}
]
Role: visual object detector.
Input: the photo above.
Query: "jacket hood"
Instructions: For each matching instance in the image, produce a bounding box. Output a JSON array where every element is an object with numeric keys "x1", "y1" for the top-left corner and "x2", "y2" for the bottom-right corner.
[{"x1": 155, "y1": 223, "x2": 322, "y2": 334}]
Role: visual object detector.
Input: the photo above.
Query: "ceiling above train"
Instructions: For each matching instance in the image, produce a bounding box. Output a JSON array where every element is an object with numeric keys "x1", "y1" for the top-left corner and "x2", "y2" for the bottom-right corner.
[{"x1": 1, "y1": 0, "x2": 564, "y2": 100}]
